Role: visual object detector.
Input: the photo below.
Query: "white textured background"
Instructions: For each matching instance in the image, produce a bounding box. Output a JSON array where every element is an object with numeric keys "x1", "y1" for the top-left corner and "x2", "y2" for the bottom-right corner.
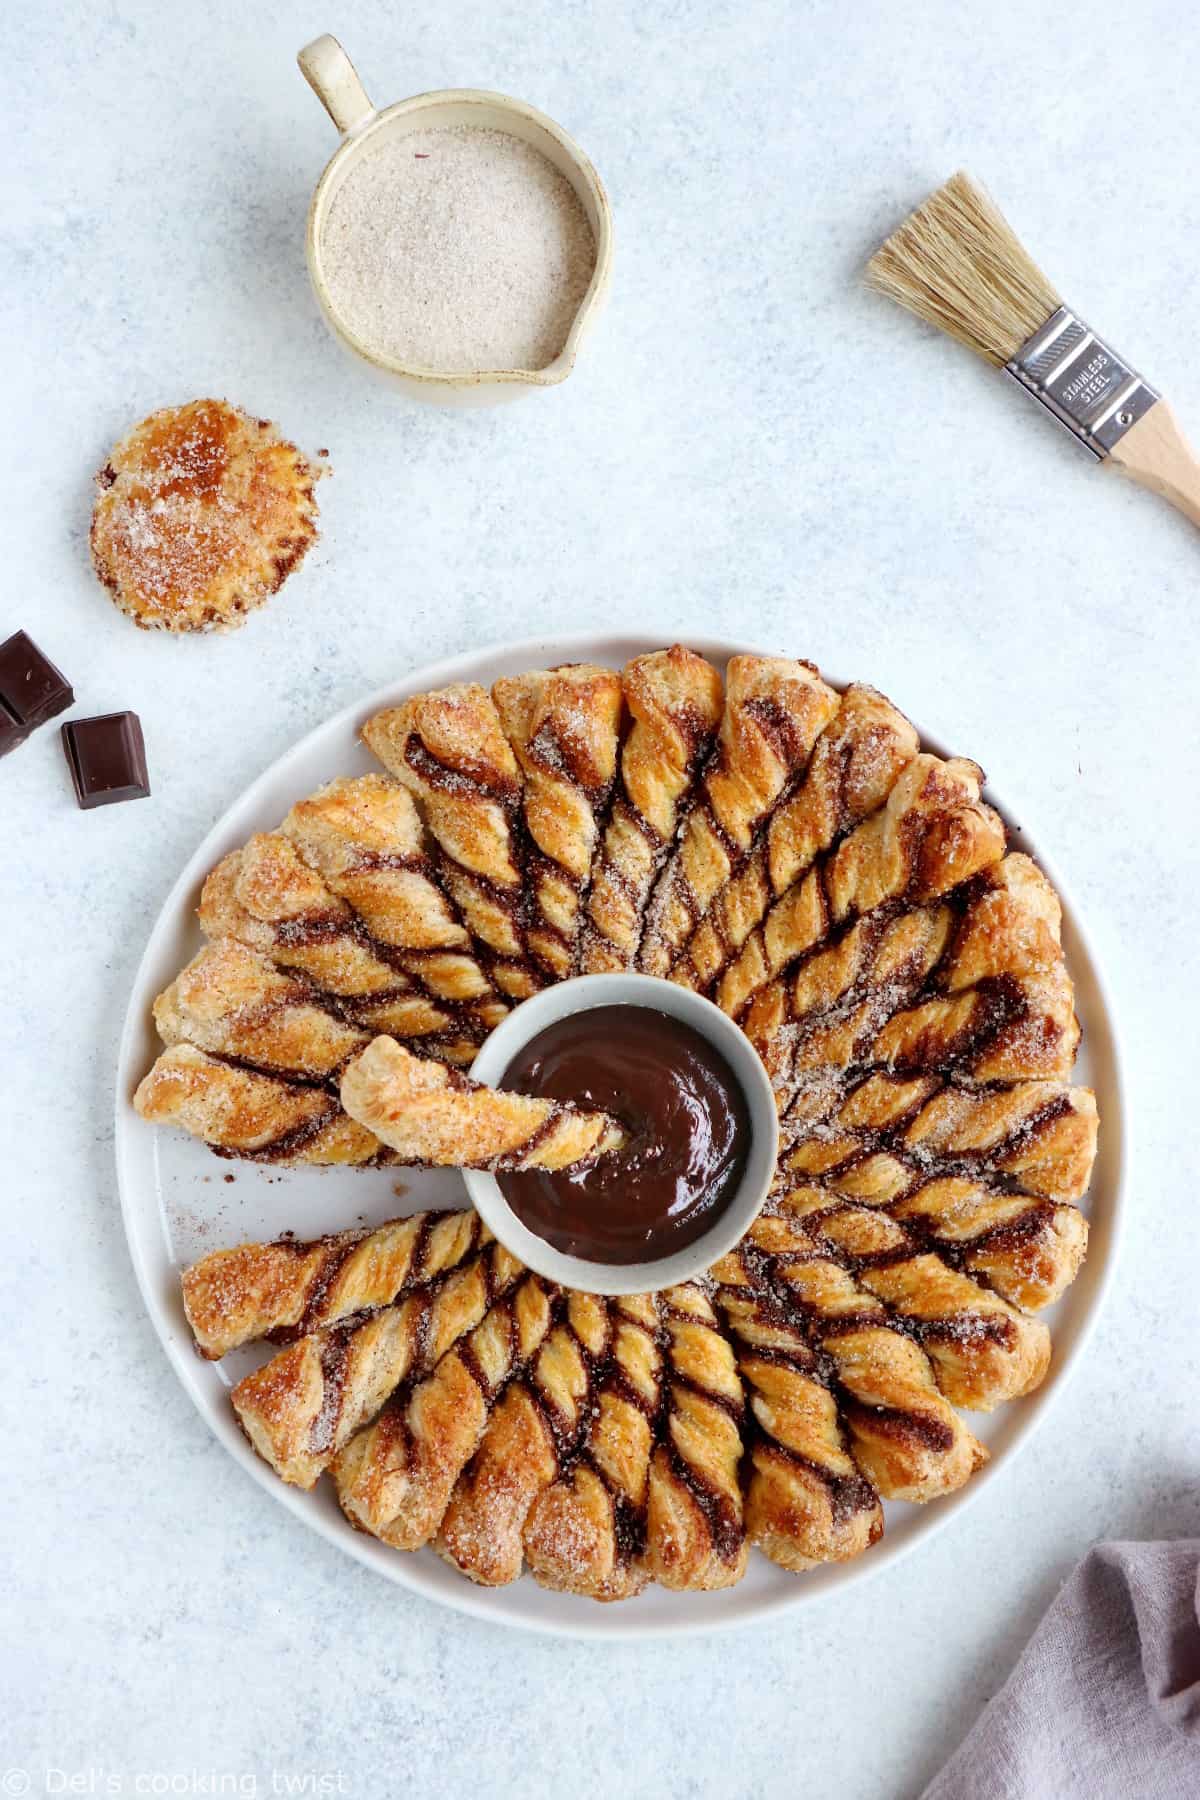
[{"x1": 3, "y1": 1, "x2": 1198, "y2": 1796}]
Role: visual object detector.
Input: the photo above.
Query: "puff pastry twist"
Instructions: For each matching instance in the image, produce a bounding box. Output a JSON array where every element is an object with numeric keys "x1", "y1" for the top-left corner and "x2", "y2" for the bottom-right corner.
[
  {"x1": 581, "y1": 647, "x2": 724, "y2": 972},
  {"x1": 711, "y1": 1246, "x2": 884, "y2": 1568},
  {"x1": 362, "y1": 684, "x2": 540, "y2": 999},
  {"x1": 200, "y1": 775, "x2": 506, "y2": 1058},
  {"x1": 522, "y1": 1292, "x2": 663, "y2": 1599},
  {"x1": 333, "y1": 1273, "x2": 557, "y2": 1549},
  {"x1": 744, "y1": 1209, "x2": 987, "y2": 1501},
  {"x1": 671, "y1": 684, "x2": 919, "y2": 992},
  {"x1": 232, "y1": 1238, "x2": 523, "y2": 1486},
  {"x1": 134, "y1": 1042, "x2": 387, "y2": 1165},
  {"x1": 716, "y1": 752, "x2": 1005, "y2": 1027},
  {"x1": 339, "y1": 1033, "x2": 626, "y2": 1169},
  {"x1": 492, "y1": 664, "x2": 623, "y2": 981},
  {"x1": 436, "y1": 1291, "x2": 613, "y2": 1586},
  {"x1": 638, "y1": 656, "x2": 838, "y2": 977},
  {"x1": 181, "y1": 1206, "x2": 488, "y2": 1358},
  {"x1": 644, "y1": 1284, "x2": 749, "y2": 1590},
  {"x1": 776, "y1": 1070, "x2": 1094, "y2": 1309}
]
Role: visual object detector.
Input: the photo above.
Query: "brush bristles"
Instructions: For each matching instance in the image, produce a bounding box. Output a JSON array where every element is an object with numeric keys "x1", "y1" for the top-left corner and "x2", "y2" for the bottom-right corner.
[{"x1": 866, "y1": 171, "x2": 1061, "y2": 367}]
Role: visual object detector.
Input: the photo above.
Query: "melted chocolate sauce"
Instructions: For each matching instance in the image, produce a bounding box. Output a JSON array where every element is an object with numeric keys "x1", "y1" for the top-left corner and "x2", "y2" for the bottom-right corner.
[{"x1": 497, "y1": 1003, "x2": 750, "y2": 1265}]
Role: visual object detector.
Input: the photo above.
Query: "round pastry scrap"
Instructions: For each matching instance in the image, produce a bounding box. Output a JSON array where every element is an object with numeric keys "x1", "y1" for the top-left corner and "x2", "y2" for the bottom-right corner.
[
  {"x1": 90, "y1": 399, "x2": 322, "y2": 632},
  {"x1": 133, "y1": 647, "x2": 1100, "y2": 1604}
]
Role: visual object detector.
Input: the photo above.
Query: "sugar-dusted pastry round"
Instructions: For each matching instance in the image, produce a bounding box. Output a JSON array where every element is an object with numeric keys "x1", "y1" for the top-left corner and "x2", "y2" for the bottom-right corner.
[{"x1": 90, "y1": 398, "x2": 322, "y2": 632}]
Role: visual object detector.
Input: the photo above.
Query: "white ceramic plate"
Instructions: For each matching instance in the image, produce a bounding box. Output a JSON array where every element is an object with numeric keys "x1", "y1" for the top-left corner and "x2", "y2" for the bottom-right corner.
[{"x1": 115, "y1": 633, "x2": 1126, "y2": 1640}]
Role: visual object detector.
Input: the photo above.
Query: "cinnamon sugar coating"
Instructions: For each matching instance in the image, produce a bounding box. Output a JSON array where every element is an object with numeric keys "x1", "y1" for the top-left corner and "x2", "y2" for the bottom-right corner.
[{"x1": 91, "y1": 399, "x2": 320, "y2": 632}]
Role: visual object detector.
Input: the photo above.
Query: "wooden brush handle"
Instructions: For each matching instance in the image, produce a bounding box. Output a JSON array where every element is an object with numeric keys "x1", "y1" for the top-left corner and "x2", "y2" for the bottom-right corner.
[{"x1": 1108, "y1": 400, "x2": 1200, "y2": 528}]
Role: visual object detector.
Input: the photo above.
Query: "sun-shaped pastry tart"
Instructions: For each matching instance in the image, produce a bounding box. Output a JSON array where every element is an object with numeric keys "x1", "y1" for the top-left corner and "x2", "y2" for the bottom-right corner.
[
  {"x1": 90, "y1": 398, "x2": 321, "y2": 632},
  {"x1": 134, "y1": 649, "x2": 1096, "y2": 1600}
]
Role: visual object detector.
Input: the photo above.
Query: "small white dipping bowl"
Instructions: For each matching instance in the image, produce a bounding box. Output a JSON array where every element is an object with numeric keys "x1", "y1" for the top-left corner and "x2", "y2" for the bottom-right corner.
[{"x1": 464, "y1": 973, "x2": 779, "y2": 1296}]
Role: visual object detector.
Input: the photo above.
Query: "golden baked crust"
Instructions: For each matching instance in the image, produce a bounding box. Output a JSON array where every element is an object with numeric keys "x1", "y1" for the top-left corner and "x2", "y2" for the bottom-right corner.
[
  {"x1": 90, "y1": 399, "x2": 319, "y2": 632},
  {"x1": 436, "y1": 1292, "x2": 611, "y2": 1586},
  {"x1": 133, "y1": 1043, "x2": 385, "y2": 1164},
  {"x1": 361, "y1": 685, "x2": 537, "y2": 998},
  {"x1": 153, "y1": 938, "x2": 368, "y2": 1080},
  {"x1": 198, "y1": 774, "x2": 506, "y2": 1060},
  {"x1": 740, "y1": 1212, "x2": 987, "y2": 1501},
  {"x1": 140, "y1": 644, "x2": 1098, "y2": 1601},
  {"x1": 333, "y1": 1275, "x2": 556, "y2": 1549},
  {"x1": 644, "y1": 1285, "x2": 748, "y2": 1590},
  {"x1": 232, "y1": 1239, "x2": 523, "y2": 1487},
  {"x1": 713, "y1": 1247, "x2": 884, "y2": 1566},
  {"x1": 673, "y1": 684, "x2": 919, "y2": 992},
  {"x1": 765, "y1": 1190, "x2": 1051, "y2": 1411},
  {"x1": 744, "y1": 902, "x2": 958, "y2": 1102},
  {"x1": 873, "y1": 854, "x2": 1081, "y2": 1082},
  {"x1": 492, "y1": 664, "x2": 623, "y2": 980},
  {"x1": 716, "y1": 752, "x2": 1004, "y2": 1024},
  {"x1": 522, "y1": 1293, "x2": 662, "y2": 1599},
  {"x1": 202, "y1": 836, "x2": 404, "y2": 999},
  {"x1": 283, "y1": 776, "x2": 499, "y2": 993},
  {"x1": 581, "y1": 646, "x2": 724, "y2": 971},
  {"x1": 638, "y1": 656, "x2": 839, "y2": 977},
  {"x1": 180, "y1": 1208, "x2": 487, "y2": 1358},
  {"x1": 339, "y1": 1033, "x2": 626, "y2": 1169},
  {"x1": 775, "y1": 1072, "x2": 1094, "y2": 1310}
]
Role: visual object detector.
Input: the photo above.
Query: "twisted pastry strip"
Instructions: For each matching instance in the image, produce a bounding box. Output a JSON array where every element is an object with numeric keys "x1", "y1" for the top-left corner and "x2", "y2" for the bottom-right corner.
[
  {"x1": 711, "y1": 1250, "x2": 882, "y2": 1569},
  {"x1": 200, "y1": 777, "x2": 505, "y2": 1055},
  {"x1": 862, "y1": 1254, "x2": 1051, "y2": 1410},
  {"x1": 181, "y1": 1207, "x2": 485, "y2": 1358},
  {"x1": 281, "y1": 776, "x2": 475, "y2": 956},
  {"x1": 339, "y1": 1034, "x2": 625, "y2": 1169},
  {"x1": 436, "y1": 1292, "x2": 611, "y2": 1586},
  {"x1": 779, "y1": 1168, "x2": 1089, "y2": 1315},
  {"x1": 672, "y1": 684, "x2": 918, "y2": 992},
  {"x1": 332, "y1": 1273, "x2": 556, "y2": 1549},
  {"x1": 825, "y1": 755, "x2": 1003, "y2": 916},
  {"x1": 523, "y1": 1293, "x2": 662, "y2": 1600},
  {"x1": 766, "y1": 1190, "x2": 1051, "y2": 1410},
  {"x1": 745, "y1": 904, "x2": 957, "y2": 1104},
  {"x1": 581, "y1": 646, "x2": 724, "y2": 972},
  {"x1": 887, "y1": 1178, "x2": 1088, "y2": 1312},
  {"x1": 134, "y1": 1043, "x2": 386, "y2": 1165},
  {"x1": 199, "y1": 836, "x2": 425, "y2": 1030},
  {"x1": 644, "y1": 1284, "x2": 749, "y2": 1590},
  {"x1": 747, "y1": 1210, "x2": 986, "y2": 1500},
  {"x1": 232, "y1": 1240, "x2": 524, "y2": 1486},
  {"x1": 153, "y1": 937, "x2": 369, "y2": 1081},
  {"x1": 717, "y1": 753, "x2": 1004, "y2": 1023},
  {"x1": 776, "y1": 1072, "x2": 1094, "y2": 1308},
  {"x1": 492, "y1": 664, "x2": 623, "y2": 981},
  {"x1": 362, "y1": 684, "x2": 537, "y2": 999},
  {"x1": 638, "y1": 656, "x2": 838, "y2": 977},
  {"x1": 204, "y1": 843, "x2": 477, "y2": 1058},
  {"x1": 872, "y1": 855, "x2": 1080, "y2": 1082},
  {"x1": 837, "y1": 1071, "x2": 1098, "y2": 1201},
  {"x1": 754, "y1": 859, "x2": 1084, "y2": 1123}
]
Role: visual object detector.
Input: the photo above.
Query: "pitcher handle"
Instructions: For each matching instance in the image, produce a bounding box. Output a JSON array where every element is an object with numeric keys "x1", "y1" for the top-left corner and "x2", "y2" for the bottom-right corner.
[{"x1": 298, "y1": 34, "x2": 376, "y2": 136}]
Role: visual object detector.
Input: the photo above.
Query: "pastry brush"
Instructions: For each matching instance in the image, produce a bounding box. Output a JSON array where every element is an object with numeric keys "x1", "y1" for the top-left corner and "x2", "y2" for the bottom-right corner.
[{"x1": 866, "y1": 171, "x2": 1200, "y2": 530}]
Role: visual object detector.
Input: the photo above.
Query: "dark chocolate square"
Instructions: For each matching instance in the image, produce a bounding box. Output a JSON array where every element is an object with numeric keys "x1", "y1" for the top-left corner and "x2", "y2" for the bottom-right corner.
[
  {"x1": 0, "y1": 630, "x2": 74, "y2": 728},
  {"x1": 62, "y1": 711, "x2": 150, "y2": 810}
]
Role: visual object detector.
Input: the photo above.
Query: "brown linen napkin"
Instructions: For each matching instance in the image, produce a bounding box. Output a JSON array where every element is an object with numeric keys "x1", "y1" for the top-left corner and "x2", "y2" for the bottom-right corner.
[{"x1": 923, "y1": 1541, "x2": 1200, "y2": 1799}]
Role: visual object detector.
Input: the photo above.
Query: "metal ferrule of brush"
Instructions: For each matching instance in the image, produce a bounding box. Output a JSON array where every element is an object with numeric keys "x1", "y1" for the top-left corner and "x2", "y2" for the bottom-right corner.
[{"x1": 1005, "y1": 307, "x2": 1159, "y2": 459}]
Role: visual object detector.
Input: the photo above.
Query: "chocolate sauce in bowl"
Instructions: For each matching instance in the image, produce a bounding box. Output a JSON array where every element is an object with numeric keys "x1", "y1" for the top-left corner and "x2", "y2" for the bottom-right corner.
[{"x1": 497, "y1": 1003, "x2": 750, "y2": 1265}]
